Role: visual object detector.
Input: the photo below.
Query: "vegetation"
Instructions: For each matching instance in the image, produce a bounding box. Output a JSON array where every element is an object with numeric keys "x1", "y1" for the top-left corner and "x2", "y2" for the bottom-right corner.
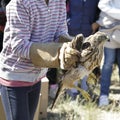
[{"x1": 41, "y1": 65, "x2": 120, "y2": 120}]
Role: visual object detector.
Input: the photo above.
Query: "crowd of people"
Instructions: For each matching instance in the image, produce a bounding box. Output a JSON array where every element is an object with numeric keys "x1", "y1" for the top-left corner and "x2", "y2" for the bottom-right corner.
[{"x1": 0, "y1": 0, "x2": 120, "y2": 119}]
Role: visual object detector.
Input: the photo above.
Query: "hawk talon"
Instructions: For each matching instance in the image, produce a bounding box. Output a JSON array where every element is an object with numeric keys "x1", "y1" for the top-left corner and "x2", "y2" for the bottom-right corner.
[{"x1": 75, "y1": 86, "x2": 91, "y2": 101}]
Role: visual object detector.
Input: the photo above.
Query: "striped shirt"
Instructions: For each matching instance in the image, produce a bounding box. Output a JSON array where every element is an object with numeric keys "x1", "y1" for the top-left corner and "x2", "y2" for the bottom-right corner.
[{"x1": 0, "y1": 0, "x2": 68, "y2": 86}]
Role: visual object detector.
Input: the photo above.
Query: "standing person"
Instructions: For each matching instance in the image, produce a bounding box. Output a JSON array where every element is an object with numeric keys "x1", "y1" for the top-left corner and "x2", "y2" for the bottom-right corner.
[
  {"x1": 0, "y1": 0, "x2": 11, "y2": 52},
  {"x1": 0, "y1": 0, "x2": 81, "y2": 120},
  {"x1": 96, "y1": 0, "x2": 120, "y2": 107},
  {"x1": 66, "y1": 0, "x2": 100, "y2": 99},
  {"x1": 67, "y1": 0, "x2": 100, "y2": 37},
  {"x1": 0, "y1": 0, "x2": 6, "y2": 52}
]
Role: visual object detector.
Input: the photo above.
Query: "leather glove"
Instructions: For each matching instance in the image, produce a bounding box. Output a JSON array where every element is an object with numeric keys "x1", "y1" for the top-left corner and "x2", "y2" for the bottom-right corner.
[
  {"x1": 59, "y1": 34, "x2": 84, "y2": 69},
  {"x1": 58, "y1": 34, "x2": 73, "y2": 42},
  {"x1": 29, "y1": 34, "x2": 83, "y2": 70}
]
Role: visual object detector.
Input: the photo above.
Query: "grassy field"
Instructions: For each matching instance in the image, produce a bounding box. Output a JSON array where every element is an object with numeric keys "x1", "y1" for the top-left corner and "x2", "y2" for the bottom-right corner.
[{"x1": 41, "y1": 65, "x2": 120, "y2": 120}]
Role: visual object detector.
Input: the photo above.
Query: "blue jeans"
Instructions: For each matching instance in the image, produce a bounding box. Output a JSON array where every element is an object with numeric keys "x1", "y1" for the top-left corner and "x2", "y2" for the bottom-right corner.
[
  {"x1": 0, "y1": 81, "x2": 41, "y2": 120},
  {"x1": 100, "y1": 47, "x2": 120, "y2": 96}
]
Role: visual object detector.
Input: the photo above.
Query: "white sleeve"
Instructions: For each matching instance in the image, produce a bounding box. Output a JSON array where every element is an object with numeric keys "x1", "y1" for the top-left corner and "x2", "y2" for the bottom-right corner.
[{"x1": 98, "y1": 0, "x2": 120, "y2": 20}]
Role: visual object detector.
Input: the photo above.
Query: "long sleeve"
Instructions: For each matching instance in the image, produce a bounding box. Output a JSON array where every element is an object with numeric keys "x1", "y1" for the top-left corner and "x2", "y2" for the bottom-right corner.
[
  {"x1": 5, "y1": 0, "x2": 32, "y2": 59},
  {"x1": 54, "y1": 1, "x2": 68, "y2": 41},
  {"x1": 98, "y1": 0, "x2": 120, "y2": 20}
]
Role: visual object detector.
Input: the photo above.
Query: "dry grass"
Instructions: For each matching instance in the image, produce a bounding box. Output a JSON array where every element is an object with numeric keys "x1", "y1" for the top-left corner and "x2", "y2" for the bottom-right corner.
[{"x1": 41, "y1": 65, "x2": 120, "y2": 120}]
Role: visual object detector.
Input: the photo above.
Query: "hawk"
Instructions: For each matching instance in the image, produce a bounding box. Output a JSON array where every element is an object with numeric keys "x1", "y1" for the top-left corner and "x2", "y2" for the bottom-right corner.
[{"x1": 51, "y1": 31, "x2": 109, "y2": 109}]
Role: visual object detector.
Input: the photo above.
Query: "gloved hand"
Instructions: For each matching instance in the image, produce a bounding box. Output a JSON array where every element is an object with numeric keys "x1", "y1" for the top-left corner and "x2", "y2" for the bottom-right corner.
[
  {"x1": 29, "y1": 34, "x2": 83, "y2": 70},
  {"x1": 59, "y1": 42, "x2": 80, "y2": 69},
  {"x1": 59, "y1": 34, "x2": 84, "y2": 69}
]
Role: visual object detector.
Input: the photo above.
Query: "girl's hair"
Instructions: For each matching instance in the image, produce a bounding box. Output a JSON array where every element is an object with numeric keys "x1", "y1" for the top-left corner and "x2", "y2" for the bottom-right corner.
[{"x1": 1, "y1": 0, "x2": 11, "y2": 8}]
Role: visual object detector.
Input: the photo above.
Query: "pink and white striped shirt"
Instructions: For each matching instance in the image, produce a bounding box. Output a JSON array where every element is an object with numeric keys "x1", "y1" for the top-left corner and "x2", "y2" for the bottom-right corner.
[{"x1": 0, "y1": 0, "x2": 68, "y2": 86}]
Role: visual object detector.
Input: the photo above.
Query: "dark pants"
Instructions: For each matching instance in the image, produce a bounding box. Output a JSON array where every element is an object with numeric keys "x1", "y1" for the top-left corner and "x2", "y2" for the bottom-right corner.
[
  {"x1": 0, "y1": 82, "x2": 41, "y2": 120},
  {"x1": 46, "y1": 68, "x2": 57, "y2": 85}
]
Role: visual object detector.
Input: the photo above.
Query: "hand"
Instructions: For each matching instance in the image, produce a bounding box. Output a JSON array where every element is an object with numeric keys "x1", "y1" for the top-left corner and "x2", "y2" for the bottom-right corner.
[
  {"x1": 59, "y1": 34, "x2": 84, "y2": 70},
  {"x1": 91, "y1": 22, "x2": 100, "y2": 34}
]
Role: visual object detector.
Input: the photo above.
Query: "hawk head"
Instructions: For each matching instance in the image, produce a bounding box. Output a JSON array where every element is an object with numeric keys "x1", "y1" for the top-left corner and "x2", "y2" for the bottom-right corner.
[{"x1": 80, "y1": 31, "x2": 109, "y2": 71}]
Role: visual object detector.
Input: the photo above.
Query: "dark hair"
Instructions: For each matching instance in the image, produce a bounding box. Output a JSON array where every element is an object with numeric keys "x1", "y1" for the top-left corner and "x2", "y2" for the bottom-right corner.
[{"x1": 1, "y1": 0, "x2": 11, "y2": 8}]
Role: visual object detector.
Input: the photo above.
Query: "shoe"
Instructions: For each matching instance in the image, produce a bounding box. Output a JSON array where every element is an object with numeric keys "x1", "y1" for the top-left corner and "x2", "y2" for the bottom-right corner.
[{"x1": 99, "y1": 95, "x2": 109, "y2": 107}]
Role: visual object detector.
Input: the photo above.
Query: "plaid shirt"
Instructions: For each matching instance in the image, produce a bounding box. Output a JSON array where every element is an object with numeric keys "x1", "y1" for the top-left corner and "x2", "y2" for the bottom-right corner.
[{"x1": 0, "y1": 0, "x2": 68, "y2": 82}]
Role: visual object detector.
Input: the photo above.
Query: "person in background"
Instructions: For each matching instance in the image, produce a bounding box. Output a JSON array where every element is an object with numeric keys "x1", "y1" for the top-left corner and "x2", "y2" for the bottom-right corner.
[
  {"x1": 0, "y1": 0, "x2": 6, "y2": 52},
  {"x1": 0, "y1": 0, "x2": 81, "y2": 119},
  {"x1": 66, "y1": 0, "x2": 100, "y2": 99},
  {"x1": 96, "y1": 0, "x2": 120, "y2": 107}
]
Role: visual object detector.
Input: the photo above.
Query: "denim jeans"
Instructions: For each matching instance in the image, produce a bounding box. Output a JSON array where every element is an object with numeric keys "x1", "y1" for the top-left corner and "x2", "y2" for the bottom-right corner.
[
  {"x1": 100, "y1": 47, "x2": 120, "y2": 96},
  {"x1": 0, "y1": 81, "x2": 41, "y2": 120}
]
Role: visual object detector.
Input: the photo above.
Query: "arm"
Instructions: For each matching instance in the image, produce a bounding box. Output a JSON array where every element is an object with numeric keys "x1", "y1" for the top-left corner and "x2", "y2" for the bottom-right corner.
[
  {"x1": 30, "y1": 34, "x2": 82, "y2": 70},
  {"x1": 98, "y1": 0, "x2": 120, "y2": 20},
  {"x1": 7, "y1": 0, "x2": 81, "y2": 70},
  {"x1": 6, "y1": 0, "x2": 32, "y2": 59},
  {"x1": 54, "y1": 1, "x2": 68, "y2": 41},
  {"x1": 91, "y1": 3, "x2": 100, "y2": 34}
]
